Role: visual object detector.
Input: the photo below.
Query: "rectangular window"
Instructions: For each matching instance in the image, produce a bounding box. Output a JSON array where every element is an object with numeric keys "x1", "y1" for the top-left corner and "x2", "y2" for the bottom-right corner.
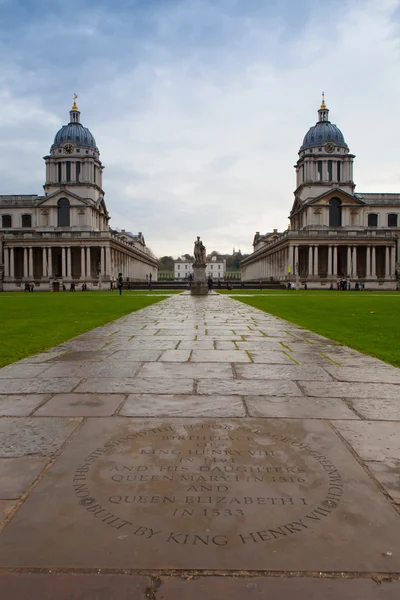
[
  {"x1": 66, "y1": 161, "x2": 71, "y2": 183},
  {"x1": 76, "y1": 162, "x2": 81, "y2": 182},
  {"x1": 337, "y1": 162, "x2": 341, "y2": 181},
  {"x1": 318, "y1": 161, "x2": 323, "y2": 181},
  {"x1": 58, "y1": 163, "x2": 62, "y2": 182},
  {"x1": 328, "y1": 160, "x2": 333, "y2": 181},
  {"x1": 388, "y1": 214, "x2": 398, "y2": 227}
]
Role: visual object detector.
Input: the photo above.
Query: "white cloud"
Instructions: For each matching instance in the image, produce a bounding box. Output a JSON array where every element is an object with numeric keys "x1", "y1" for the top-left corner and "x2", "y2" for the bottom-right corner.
[{"x1": 1, "y1": 0, "x2": 400, "y2": 257}]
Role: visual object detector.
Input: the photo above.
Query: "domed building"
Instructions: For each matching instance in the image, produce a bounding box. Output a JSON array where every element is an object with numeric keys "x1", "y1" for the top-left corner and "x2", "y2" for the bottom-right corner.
[
  {"x1": 241, "y1": 95, "x2": 400, "y2": 289},
  {"x1": 0, "y1": 96, "x2": 157, "y2": 290}
]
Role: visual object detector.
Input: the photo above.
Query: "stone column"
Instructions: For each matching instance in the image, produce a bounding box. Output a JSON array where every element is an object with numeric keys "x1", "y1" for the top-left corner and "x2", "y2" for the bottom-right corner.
[
  {"x1": 101, "y1": 246, "x2": 105, "y2": 276},
  {"x1": 313, "y1": 245, "x2": 319, "y2": 276},
  {"x1": 28, "y1": 247, "x2": 33, "y2": 278},
  {"x1": 294, "y1": 245, "x2": 299, "y2": 276},
  {"x1": 371, "y1": 246, "x2": 376, "y2": 277},
  {"x1": 347, "y1": 246, "x2": 352, "y2": 277},
  {"x1": 385, "y1": 246, "x2": 390, "y2": 278},
  {"x1": 333, "y1": 246, "x2": 338, "y2": 276},
  {"x1": 4, "y1": 247, "x2": 9, "y2": 277},
  {"x1": 47, "y1": 247, "x2": 53, "y2": 277},
  {"x1": 327, "y1": 246, "x2": 332, "y2": 276},
  {"x1": 42, "y1": 247, "x2": 47, "y2": 277},
  {"x1": 10, "y1": 247, "x2": 15, "y2": 278},
  {"x1": 352, "y1": 246, "x2": 357, "y2": 278},
  {"x1": 391, "y1": 245, "x2": 396, "y2": 277},
  {"x1": 61, "y1": 247, "x2": 66, "y2": 278},
  {"x1": 67, "y1": 247, "x2": 72, "y2": 278},
  {"x1": 86, "y1": 246, "x2": 91, "y2": 278},
  {"x1": 23, "y1": 248, "x2": 28, "y2": 278},
  {"x1": 106, "y1": 246, "x2": 111, "y2": 276},
  {"x1": 366, "y1": 246, "x2": 371, "y2": 277},
  {"x1": 81, "y1": 247, "x2": 86, "y2": 279},
  {"x1": 308, "y1": 246, "x2": 313, "y2": 276}
]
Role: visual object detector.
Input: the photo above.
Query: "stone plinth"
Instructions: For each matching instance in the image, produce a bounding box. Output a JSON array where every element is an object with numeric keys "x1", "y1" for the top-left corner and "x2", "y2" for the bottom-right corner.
[{"x1": 191, "y1": 263, "x2": 208, "y2": 296}]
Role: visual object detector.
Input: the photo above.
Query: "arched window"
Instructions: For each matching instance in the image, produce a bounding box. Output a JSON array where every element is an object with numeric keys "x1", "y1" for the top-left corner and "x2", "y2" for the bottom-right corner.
[
  {"x1": 2, "y1": 215, "x2": 12, "y2": 228},
  {"x1": 21, "y1": 214, "x2": 32, "y2": 227},
  {"x1": 329, "y1": 198, "x2": 342, "y2": 226},
  {"x1": 388, "y1": 213, "x2": 398, "y2": 227},
  {"x1": 368, "y1": 213, "x2": 378, "y2": 227},
  {"x1": 58, "y1": 198, "x2": 70, "y2": 227}
]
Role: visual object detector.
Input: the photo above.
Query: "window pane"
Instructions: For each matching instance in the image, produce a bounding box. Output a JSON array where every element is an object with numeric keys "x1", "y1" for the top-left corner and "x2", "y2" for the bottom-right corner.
[
  {"x1": 22, "y1": 214, "x2": 32, "y2": 227},
  {"x1": 2, "y1": 215, "x2": 12, "y2": 228},
  {"x1": 58, "y1": 198, "x2": 70, "y2": 227},
  {"x1": 388, "y1": 214, "x2": 398, "y2": 227},
  {"x1": 368, "y1": 214, "x2": 378, "y2": 227}
]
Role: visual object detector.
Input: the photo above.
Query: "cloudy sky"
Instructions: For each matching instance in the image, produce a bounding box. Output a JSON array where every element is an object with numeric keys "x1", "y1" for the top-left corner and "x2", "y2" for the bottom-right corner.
[{"x1": 1, "y1": 0, "x2": 400, "y2": 257}]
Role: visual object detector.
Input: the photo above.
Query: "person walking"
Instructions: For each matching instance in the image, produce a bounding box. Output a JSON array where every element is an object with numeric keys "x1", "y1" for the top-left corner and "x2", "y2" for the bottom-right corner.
[{"x1": 117, "y1": 272, "x2": 123, "y2": 296}]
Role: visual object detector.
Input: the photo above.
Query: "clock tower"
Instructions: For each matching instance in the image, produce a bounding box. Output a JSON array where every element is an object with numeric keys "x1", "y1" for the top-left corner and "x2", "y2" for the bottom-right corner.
[{"x1": 43, "y1": 95, "x2": 105, "y2": 204}]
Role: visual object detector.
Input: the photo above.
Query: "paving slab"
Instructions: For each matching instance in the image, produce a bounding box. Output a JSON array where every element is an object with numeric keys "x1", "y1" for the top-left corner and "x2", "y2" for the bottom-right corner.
[
  {"x1": 0, "y1": 395, "x2": 50, "y2": 416},
  {"x1": 325, "y1": 366, "x2": 400, "y2": 384},
  {"x1": 75, "y1": 377, "x2": 194, "y2": 394},
  {"x1": 333, "y1": 421, "x2": 400, "y2": 503},
  {"x1": 245, "y1": 396, "x2": 358, "y2": 419},
  {"x1": 301, "y1": 381, "x2": 400, "y2": 399},
  {"x1": 0, "y1": 573, "x2": 149, "y2": 599},
  {"x1": 0, "y1": 417, "x2": 80, "y2": 457},
  {"x1": 0, "y1": 500, "x2": 15, "y2": 524},
  {"x1": 347, "y1": 397, "x2": 400, "y2": 421},
  {"x1": 0, "y1": 364, "x2": 51, "y2": 378},
  {"x1": 0, "y1": 457, "x2": 49, "y2": 498},
  {"x1": 248, "y1": 350, "x2": 296, "y2": 364},
  {"x1": 0, "y1": 418, "x2": 399, "y2": 572},
  {"x1": 35, "y1": 394, "x2": 126, "y2": 417},
  {"x1": 235, "y1": 364, "x2": 332, "y2": 381},
  {"x1": 0, "y1": 378, "x2": 83, "y2": 394},
  {"x1": 197, "y1": 378, "x2": 302, "y2": 396},
  {"x1": 139, "y1": 362, "x2": 234, "y2": 379},
  {"x1": 120, "y1": 394, "x2": 246, "y2": 417},
  {"x1": 158, "y1": 577, "x2": 400, "y2": 599}
]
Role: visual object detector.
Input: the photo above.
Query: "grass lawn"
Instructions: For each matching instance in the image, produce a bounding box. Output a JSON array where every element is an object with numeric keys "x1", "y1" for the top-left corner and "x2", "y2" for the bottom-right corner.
[
  {"x1": 0, "y1": 291, "x2": 179, "y2": 367},
  {"x1": 219, "y1": 290, "x2": 400, "y2": 367}
]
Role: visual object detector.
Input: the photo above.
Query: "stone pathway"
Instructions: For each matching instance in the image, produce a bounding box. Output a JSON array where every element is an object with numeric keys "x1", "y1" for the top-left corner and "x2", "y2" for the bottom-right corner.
[{"x1": 0, "y1": 292, "x2": 399, "y2": 599}]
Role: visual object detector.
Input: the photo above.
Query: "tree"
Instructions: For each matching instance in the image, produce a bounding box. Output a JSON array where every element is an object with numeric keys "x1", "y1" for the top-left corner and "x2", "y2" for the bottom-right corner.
[
  {"x1": 183, "y1": 254, "x2": 194, "y2": 261},
  {"x1": 158, "y1": 256, "x2": 174, "y2": 270}
]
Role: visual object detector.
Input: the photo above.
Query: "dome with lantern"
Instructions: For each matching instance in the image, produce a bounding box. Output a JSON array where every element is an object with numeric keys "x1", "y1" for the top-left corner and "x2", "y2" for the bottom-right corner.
[
  {"x1": 51, "y1": 95, "x2": 98, "y2": 153},
  {"x1": 300, "y1": 94, "x2": 348, "y2": 152}
]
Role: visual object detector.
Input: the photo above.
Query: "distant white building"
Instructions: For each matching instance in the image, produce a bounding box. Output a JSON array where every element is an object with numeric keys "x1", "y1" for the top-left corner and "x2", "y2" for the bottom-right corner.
[{"x1": 174, "y1": 256, "x2": 226, "y2": 280}]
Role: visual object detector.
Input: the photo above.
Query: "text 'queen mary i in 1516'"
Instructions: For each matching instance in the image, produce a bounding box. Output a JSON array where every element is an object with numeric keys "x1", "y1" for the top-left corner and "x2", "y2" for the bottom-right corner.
[{"x1": 194, "y1": 237, "x2": 206, "y2": 265}]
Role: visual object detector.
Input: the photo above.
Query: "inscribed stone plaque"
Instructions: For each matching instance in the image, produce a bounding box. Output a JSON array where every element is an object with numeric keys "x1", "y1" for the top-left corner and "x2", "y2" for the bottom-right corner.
[{"x1": 0, "y1": 418, "x2": 399, "y2": 571}]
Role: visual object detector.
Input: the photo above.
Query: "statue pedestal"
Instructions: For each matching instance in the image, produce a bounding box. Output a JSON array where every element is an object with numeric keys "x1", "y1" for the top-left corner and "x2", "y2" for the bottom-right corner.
[{"x1": 191, "y1": 263, "x2": 208, "y2": 296}]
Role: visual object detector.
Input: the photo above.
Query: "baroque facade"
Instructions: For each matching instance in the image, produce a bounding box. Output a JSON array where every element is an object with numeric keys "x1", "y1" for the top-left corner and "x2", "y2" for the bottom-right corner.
[
  {"x1": 241, "y1": 96, "x2": 399, "y2": 289},
  {"x1": 0, "y1": 97, "x2": 157, "y2": 291}
]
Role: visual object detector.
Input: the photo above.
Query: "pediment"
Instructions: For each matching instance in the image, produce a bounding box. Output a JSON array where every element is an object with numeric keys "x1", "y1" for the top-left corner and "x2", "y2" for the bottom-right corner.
[
  {"x1": 307, "y1": 188, "x2": 364, "y2": 206},
  {"x1": 37, "y1": 190, "x2": 91, "y2": 207}
]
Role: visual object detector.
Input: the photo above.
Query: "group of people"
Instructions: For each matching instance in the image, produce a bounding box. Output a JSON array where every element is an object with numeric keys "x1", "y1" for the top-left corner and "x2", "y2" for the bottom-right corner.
[
  {"x1": 24, "y1": 282, "x2": 35, "y2": 292},
  {"x1": 331, "y1": 280, "x2": 365, "y2": 291}
]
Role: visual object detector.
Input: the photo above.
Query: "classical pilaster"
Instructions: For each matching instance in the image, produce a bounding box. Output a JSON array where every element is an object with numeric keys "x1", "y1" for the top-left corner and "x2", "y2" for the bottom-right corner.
[
  {"x1": 366, "y1": 246, "x2": 371, "y2": 277},
  {"x1": 313, "y1": 245, "x2": 319, "y2": 276},
  {"x1": 101, "y1": 246, "x2": 105, "y2": 276},
  {"x1": 67, "y1": 247, "x2": 72, "y2": 278},
  {"x1": 105, "y1": 246, "x2": 111, "y2": 276},
  {"x1": 86, "y1": 246, "x2": 91, "y2": 278},
  {"x1": 294, "y1": 245, "x2": 299, "y2": 276},
  {"x1": 333, "y1": 246, "x2": 338, "y2": 277},
  {"x1": 385, "y1": 246, "x2": 390, "y2": 278},
  {"x1": 10, "y1": 247, "x2": 15, "y2": 278},
  {"x1": 47, "y1": 247, "x2": 53, "y2": 277},
  {"x1": 346, "y1": 246, "x2": 352, "y2": 277},
  {"x1": 352, "y1": 246, "x2": 357, "y2": 279},
  {"x1": 42, "y1": 247, "x2": 47, "y2": 277},
  {"x1": 327, "y1": 246, "x2": 332, "y2": 276},
  {"x1": 308, "y1": 246, "x2": 313, "y2": 277},
  {"x1": 4, "y1": 247, "x2": 9, "y2": 277},
  {"x1": 81, "y1": 247, "x2": 86, "y2": 279},
  {"x1": 28, "y1": 247, "x2": 33, "y2": 278},
  {"x1": 391, "y1": 245, "x2": 396, "y2": 278},
  {"x1": 371, "y1": 246, "x2": 376, "y2": 278},
  {"x1": 61, "y1": 247, "x2": 66, "y2": 278},
  {"x1": 23, "y1": 248, "x2": 28, "y2": 279}
]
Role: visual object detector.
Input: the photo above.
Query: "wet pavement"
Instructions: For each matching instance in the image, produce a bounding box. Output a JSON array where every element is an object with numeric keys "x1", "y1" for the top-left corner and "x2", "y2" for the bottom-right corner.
[{"x1": 0, "y1": 292, "x2": 399, "y2": 598}]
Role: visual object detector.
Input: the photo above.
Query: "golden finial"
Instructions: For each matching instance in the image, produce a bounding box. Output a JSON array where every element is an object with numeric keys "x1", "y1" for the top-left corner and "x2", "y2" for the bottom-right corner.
[
  {"x1": 320, "y1": 91, "x2": 326, "y2": 109},
  {"x1": 72, "y1": 93, "x2": 78, "y2": 111}
]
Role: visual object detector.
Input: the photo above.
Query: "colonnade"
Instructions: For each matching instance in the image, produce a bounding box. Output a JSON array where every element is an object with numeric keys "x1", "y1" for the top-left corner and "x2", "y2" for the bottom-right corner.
[
  {"x1": 241, "y1": 243, "x2": 397, "y2": 281},
  {"x1": 2, "y1": 245, "x2": 156, "y2": 281}
]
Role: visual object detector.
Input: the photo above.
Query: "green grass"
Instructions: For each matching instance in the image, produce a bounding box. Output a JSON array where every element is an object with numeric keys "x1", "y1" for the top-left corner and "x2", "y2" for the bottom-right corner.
[
  {"x1": 219, "y1": 290, "x2": 400, "y2": 367},
  {"x1": 0, "y1": 291, "x2": 179, "y2": 366}
]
